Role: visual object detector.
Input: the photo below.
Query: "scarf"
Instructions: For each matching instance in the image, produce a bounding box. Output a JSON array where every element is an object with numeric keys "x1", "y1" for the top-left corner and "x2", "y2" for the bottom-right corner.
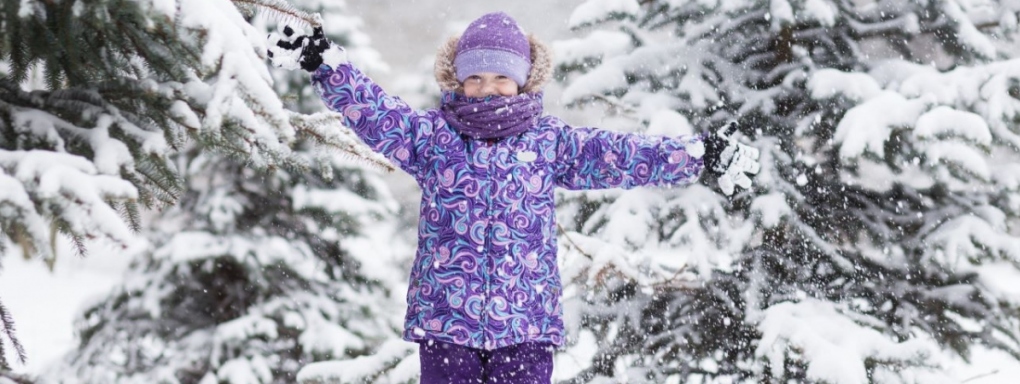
[{"x1": 440, "y1": 92, "x2": 544, "y2": 140}]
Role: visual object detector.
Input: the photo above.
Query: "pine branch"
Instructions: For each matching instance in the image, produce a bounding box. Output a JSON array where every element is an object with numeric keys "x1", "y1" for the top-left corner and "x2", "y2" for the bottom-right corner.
[
  {"x1": 129, "y1": 158, "x2": 182, "y2": 208},
  {"x1": 231, "y1": 0, "x2": 321, "y2": 28},
  {"x1": 113, "y1": 200, "x2": 142, "y2": 233},
  {"x1": 0, "y1": 298, "x2": 27, "y2": 368},
  {"x1": 290, "y1": 112, "x2": 396, "y2": 173}
]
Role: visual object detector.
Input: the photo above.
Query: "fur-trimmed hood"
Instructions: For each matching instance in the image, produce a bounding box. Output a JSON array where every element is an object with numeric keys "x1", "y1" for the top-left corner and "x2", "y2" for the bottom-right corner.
[{"x1": 434, "y1": 34, "x2": 552, "y2": 95}]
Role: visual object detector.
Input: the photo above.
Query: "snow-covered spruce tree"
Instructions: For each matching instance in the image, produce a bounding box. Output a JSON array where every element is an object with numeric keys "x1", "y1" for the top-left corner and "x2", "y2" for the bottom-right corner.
[
  {"x1": 45, "y1": 2, "x2": 419, "y2": 383},
  {"x1": 0, "y1": 0, "x2": 389, "y2": 371},
  {"x1": 552, "y1": 0, "x2": 1020, "y2": 382},
  {"x1": 51, "y1": 147, "x2": 414, "y2": 384}
]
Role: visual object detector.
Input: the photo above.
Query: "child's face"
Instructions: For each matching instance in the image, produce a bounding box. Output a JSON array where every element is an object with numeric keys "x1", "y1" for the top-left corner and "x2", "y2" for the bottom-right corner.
[{"x1": 462, "y1": 72, "x2": 520, "y2": 98}]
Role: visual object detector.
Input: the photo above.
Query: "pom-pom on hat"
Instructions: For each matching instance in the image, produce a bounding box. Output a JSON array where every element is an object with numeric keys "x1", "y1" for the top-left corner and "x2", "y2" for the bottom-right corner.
[{"x1": 454, "y1": 12, "x2": 532, "y2": 87}]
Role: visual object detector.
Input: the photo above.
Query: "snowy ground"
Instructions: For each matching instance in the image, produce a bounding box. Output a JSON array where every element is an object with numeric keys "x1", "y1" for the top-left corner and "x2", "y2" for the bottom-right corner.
[
  {"x1": 0, "y1": 241, "x2": 138, "y2": 376},
  {"x1": 3, "y1": 1, "x2": 1020, "y2": 383}
]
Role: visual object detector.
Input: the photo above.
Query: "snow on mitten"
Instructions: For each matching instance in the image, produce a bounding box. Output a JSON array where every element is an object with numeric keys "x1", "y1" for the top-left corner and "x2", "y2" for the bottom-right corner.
[
  {"x1": 267, "y1": 25, "x2": 346, "y2": 72},
  {"x1": 703, "y1": 121, "x2": 761, "y2": 196}
]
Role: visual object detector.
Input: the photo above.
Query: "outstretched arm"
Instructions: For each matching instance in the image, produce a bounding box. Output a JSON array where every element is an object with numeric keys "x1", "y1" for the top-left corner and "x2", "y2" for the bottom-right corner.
[
  {"x1": 551, "y1": 116, "x2": 706, "y2": 190},
  {"x1": 268, "y1": 25, "x2": 432, "y2": 176},
  {"x1": 310, "y1": 64, "x2": 432, "y2": 175},
  {"x1": 552, "y1": 117, "x2": 760, "y2": 194}
]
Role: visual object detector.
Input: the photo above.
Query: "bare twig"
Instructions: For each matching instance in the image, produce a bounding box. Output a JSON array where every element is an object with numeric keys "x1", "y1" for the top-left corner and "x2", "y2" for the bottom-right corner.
[
  {"x1": 962, "y1": 369, "x2": 999, "y2": 383},
  {"x1": 557, "y1": 221, "x2": 595, "y2": 260}
]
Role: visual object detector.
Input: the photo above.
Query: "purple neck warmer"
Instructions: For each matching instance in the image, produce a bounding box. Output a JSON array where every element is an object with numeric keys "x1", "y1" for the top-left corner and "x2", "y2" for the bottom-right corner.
[{"x1": 440, "y1": 91, "x2": 543, "y2": 140}]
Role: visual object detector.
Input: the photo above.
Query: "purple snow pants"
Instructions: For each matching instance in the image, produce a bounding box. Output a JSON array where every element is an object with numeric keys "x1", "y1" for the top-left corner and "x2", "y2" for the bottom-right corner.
[{"x1": 419, "y1": 340, "x2": 554, "y2": 384}]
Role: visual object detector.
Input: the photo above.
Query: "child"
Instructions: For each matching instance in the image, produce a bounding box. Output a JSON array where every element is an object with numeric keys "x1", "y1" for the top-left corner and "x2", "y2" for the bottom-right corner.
[{"x1": 268, "y1": 11, "x2": 759, "y2": 384}]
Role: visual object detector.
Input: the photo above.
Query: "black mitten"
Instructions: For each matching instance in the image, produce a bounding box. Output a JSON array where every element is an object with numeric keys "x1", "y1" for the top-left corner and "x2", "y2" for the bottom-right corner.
[
  {"x1": 702, "y1": 121, "x2": 761, "y2": 196},
  {"x1": 268, "y1": 25, "x2": 338, "y2": 72}
]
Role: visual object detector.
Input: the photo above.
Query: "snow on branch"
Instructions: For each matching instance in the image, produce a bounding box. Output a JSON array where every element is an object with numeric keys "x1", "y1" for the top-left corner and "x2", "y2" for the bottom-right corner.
[
  {"x1": 820, "y1": 60, "x2": 1020, "y2": 185},
  {"x1": 179, "y1": 0, "x2": 394, "y2": 174},
  {"x1": 925, "y1": 213, "x2": 1020, "y2": 268},
  {"x1": 0, "y1": 150, "x2": 139, "y2": 258},
  {"x1": 808, "y1": 69, "x2": 882, "y2": 102},
  {"x1": 843, "y1": 12, "x2": 921, "y2": 38},
  {"x1": 552, "y1": 30, "x2": 633, "y2": 69},
  {"x1": 755, "y1": 299, "x2": 940, "y2": 384},
  {"x1": 568, "y1": 0, "x2": 641, "y2": 29},
  {"x1": 560, "y1": 43, "x2": 732, "y2": 114},
  {"x1": 296, "y1": 339, "x2": 417, "y2": 384},
  {"x1": 0, "y1": 168, "x2": 51, "y2": 259},
  {"x1": 558, "y1": 186, "x2": 748, "y2": 289},
  {"x1": 940, "y1": 0, "x2": 998, "y2": 60},
  {"x1": 768, "y1": 0, "x2": 838, "y2": 30},
  {"x1": 831, "y1": 91, "x2": 930, "y2": 160}
]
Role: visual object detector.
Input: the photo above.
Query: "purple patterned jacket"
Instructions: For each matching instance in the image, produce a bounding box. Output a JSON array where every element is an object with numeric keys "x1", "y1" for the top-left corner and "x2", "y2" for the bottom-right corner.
[{"x1": 312, "y1": 63, "x2": 704, "y2": 350}]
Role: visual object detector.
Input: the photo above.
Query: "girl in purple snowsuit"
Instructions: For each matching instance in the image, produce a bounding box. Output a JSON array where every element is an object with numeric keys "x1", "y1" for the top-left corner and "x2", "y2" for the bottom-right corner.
[{"x1": 269, "y1": 11, "x2": 759, "y2": 384}]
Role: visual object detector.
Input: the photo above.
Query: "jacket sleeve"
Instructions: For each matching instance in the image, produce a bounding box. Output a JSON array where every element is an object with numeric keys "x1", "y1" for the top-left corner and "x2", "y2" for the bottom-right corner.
[
  {"x1": 551, "y1": 116, "x2": 705, "y2": 190},
  {"x1": 311, "y1": 63, "x2": 433, "y2": 176}
]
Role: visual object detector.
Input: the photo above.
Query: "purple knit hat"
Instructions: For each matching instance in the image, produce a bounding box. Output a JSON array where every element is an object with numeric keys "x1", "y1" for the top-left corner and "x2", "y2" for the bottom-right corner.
[{"x1": 454, "y1": 12, "x2": 532, "y2": 87}]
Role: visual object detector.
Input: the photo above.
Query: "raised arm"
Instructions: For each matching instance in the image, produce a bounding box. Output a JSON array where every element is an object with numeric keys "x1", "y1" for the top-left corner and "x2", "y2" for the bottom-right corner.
[
  {"x1": 269, "y1": 25, "x2": 432, "y2": 175},
  {"x1": 549, "y1": 116, "x2": 706, "y2": 190},
  {"x1": 310, "y1": 63, "x2": 432, "y2": 175}
]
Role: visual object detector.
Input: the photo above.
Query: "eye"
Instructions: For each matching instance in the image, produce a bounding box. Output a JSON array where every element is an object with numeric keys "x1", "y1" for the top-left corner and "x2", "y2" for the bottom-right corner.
[
  {"x1": 467, "y1": 75, "x2": 482, "y2": 82},
  {"x1": 496, "y1": 75, "x2": 509, "y2": 81}
]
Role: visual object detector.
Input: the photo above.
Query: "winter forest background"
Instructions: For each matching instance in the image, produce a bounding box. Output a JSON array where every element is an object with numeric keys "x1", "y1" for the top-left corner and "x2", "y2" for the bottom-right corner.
[{"x1": 2, "y1": 0, "x2": 1020, "y2": 383}]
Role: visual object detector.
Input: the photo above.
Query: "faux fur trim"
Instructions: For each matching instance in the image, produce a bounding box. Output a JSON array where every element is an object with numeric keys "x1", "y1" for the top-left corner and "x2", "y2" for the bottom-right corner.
[{"x1": 434, "y1": 34, "x2": 552, "y2": 94}]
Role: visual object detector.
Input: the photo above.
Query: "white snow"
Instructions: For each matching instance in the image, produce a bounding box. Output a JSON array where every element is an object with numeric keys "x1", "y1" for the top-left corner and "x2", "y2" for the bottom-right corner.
[
  {"x1": 831, "y1": 90, "x2": 935, "y2": 160},
  {"x1": 16, "y1": 0, "x2": 34, "y2": 17},
  {"x1": 217, "y1": 356, "x2": 272, "y2": 384},
  {"x1": 942, "y1": 0, "x2": 998, "y2": 59},
  {"x1": 976, "y1": 263, "x2": 1020, "y2": 305},
  {"x1": 170, "y1": 100, "x2": 201, "y2": 129},
  {"x1": 560, "y1": 43, "x2": 726, "y2": 112},
  {"x1": 214, "y1": 315, "x2": 280, "y2": 345},
  {"x1": 87, "y1": 116, "x2": 134, "y2": 176},
  {"x1": 321, "y1": 44, "x2": 348, "y2": 69},
  {"x1": 919, "y1": 140, "x2": 990, "y2": 180},
  {"x1": 0, "y1": 242, "x2": 135, "y2": 375},
  {"x1": 992, "y1": 162, "x2": 1020, "y2": 189},
  {"x1": 755, "y1": 299, "x2": 938, "y2": 384},
  {"x1": 926, "y1": 215, "x2": 1020, "y2": 269},
  {"x1": 808, "y1": 69, "x2": 882, "y2": 102},
  {"x1": 295, "y1": 339, "x2": 415, "y2": 383},
  {"x1": 292, "y1": 185, "x2": 388, "y2": 217},
  {"x1": 0, "y1": 169, "x2": 50, "y2": 255},
  {"x1": 567, "y1": 0, "x2": 640, "y2": 28},
  {"x1": 913, "y1": 106, "x2": 992, "y2": 145},
  {"x1": 553, "y1": 329, "x2": 599, "y2": 380},
  {"x1": 298, "y1": 313, "x2": 366, "y2": 359},
  {"x1": 551, "y1": 30, "x2": 632, "y2": 67},
  {"x1": 768, "y1": 0, "x2": 794, "y2": 30},
  {"x1": 0, "y1": 149, "x2": 140, "y2": 255},
  {"x1": 802, "y1": 0, "x2": 838, "y2": 27},
  {"x1": 751, "y1": 192, "x2": 791, "y2": 228},
  {"x1": 646, "y1": 110, "x2": 694, "y2": 137}
]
